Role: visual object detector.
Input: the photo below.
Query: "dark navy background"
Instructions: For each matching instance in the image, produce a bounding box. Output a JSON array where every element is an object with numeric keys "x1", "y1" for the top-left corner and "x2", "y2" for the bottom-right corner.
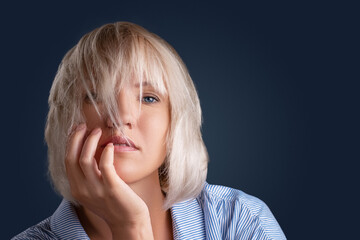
[{"x1": 1, "y1": 1, "x2": 358, "y2": 239}]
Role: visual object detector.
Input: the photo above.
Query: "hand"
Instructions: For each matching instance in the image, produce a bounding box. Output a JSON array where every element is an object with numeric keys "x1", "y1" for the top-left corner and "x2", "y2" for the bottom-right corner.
[{"x1": 65, "y1": 124, "x2": 154, "y2": 239}]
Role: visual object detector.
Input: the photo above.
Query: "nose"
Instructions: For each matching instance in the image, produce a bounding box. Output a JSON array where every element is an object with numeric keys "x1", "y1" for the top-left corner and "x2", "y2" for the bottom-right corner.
[{"x1": 105, "y1": 90, "x2": 136, "y2": 130}]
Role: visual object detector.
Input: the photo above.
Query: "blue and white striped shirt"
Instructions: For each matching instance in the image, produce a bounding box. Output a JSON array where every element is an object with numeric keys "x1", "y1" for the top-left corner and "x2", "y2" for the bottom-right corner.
[{"x1": 12, "y1": 183, "x2": 286, "y2": 239}]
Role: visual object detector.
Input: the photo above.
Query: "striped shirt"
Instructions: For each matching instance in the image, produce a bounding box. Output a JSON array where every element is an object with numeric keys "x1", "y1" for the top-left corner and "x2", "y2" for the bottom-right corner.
[{"x1": 12, "y1": 183, "x2": 286, "y2": 239}]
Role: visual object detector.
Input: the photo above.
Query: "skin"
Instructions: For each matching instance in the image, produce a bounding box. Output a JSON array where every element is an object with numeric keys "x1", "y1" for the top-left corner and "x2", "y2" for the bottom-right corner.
[{"x1": 65, "y1": 81, "x2": 173, "y2": 239}]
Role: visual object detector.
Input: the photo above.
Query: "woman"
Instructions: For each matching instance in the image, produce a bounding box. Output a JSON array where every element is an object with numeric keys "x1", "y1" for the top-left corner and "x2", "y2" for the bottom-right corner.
[{"x1": 13, "y1": 22, "x2": 286, "y2": 239}]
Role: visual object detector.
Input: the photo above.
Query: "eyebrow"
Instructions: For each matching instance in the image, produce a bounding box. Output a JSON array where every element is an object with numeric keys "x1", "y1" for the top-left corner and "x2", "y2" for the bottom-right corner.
[{"x1": 134, "y1": 81, "x2": 154, "y2": 88}]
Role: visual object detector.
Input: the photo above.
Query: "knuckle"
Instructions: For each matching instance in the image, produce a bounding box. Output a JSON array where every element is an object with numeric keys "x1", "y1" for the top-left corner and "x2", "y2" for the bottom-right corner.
[
  {"x1": 78, "y1": 161, "x2": 86, "y2": 170},
  {"x1": 96, "y1": 189, "x2": 106, "y2": 199},
  {"x1": 99, "y1": 159, "x2": 107, "y2": 169},
  {"x1": 79, "y1": 156, "x2": 90, "y2": 168},
  {"x1": 106, "y1": 191, "x2": 116, "y2": 200},
  {"x1": 81, "y1": 152, "x2": 92, "y2": 161},
  {"x1": 100, "y1": 162, "x2": 111, "y2": 173}
]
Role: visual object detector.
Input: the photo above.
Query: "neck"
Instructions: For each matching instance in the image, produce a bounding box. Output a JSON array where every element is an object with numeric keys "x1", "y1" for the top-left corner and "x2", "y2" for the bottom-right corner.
[{"x1": 76, "y1": 171, "x2": 173, "y2": 240}]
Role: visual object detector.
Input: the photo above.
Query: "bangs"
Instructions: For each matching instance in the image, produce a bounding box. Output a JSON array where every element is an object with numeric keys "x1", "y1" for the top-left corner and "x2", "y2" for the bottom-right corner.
[{"x1": 71, "y1": 23, "x2": 168, "y2": 128}]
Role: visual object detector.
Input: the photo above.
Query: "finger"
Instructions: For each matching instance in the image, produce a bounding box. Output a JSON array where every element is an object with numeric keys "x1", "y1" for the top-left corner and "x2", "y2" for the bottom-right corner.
[
  {"x1": 79, "y1": 128, "x2": 102, "y2": 181},
  {"x1": 99, "y1": 143, "x2": 123, "y2": 188},
  {"x1": 65, "y1": 123, "x2": 87, "y2": 182}
]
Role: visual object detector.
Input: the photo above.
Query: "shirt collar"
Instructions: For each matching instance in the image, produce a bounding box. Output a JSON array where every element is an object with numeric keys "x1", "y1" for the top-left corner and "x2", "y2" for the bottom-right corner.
[
  {"x1": 50, "y1": 199, "x2": 89, "y2": 240},
  {"x1": 50, "y1": 197, "x2": 206, "y2": 240},
  {"x1": 171, "y1": 198, "x2": 206, "y2": 239}
]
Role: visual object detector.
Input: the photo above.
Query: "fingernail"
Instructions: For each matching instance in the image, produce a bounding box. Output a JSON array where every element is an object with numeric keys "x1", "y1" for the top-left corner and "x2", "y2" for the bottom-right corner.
[
  {"x1": 76, "y1": 123, "x2": 86, "y2": 131},
  {"x1": 92, "y1": 128, "x2": 102, "y2": 135}
]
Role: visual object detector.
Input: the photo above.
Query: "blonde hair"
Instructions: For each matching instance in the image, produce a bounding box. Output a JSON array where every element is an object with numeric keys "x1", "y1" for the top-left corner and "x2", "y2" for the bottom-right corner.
[{"x1": 45, "y1": 22, "x2": 208, "y2": 209}]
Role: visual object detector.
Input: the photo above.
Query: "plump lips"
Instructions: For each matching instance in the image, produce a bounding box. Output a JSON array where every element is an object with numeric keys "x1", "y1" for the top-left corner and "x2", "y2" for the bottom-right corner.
[{"x1": 100, "y1": 135, "x2": 138, "y2": 150}]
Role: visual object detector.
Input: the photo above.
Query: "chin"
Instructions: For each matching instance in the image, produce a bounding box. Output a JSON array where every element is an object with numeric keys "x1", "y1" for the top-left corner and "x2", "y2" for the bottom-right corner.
[
  {"x1": 113, "y1": 162, "x2": 144, "y2": 183},
  {"x1": 114, "y1": 164, "x2": 159, "y2": 186}
]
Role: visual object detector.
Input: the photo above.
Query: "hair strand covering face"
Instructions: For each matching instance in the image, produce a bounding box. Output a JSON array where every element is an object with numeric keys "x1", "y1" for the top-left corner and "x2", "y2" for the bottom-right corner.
[{"x1": 45, "y1": 22, "x2": 208, "y2": 209}]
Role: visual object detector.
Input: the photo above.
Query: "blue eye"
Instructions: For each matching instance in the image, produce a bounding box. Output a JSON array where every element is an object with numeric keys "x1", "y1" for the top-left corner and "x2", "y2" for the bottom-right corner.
[{"x1": 142, "y1": 96, "x2": 158, "y2": 103}]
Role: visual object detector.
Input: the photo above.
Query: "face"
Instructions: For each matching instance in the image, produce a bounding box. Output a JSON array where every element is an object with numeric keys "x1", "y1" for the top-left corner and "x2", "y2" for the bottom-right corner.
[{"x1": 82, "y1": 81, "x2": 170, "y2": 184}]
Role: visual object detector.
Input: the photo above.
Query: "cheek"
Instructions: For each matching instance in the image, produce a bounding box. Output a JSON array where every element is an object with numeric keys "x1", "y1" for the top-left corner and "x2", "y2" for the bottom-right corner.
[
  {"x1": 83, "y1": 106, "x2": 103, "y2": 128},
  {"x1": 139, "y1": 112, "x2": 170, "y2": 143}
]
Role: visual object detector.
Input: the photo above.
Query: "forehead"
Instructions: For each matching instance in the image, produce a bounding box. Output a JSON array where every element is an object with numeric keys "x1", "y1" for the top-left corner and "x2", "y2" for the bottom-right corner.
[
  {"x1": 120, "y1": 77, "x2": 167, "y2": 95},
  {"x1": 82, "y1": 76, "x2": 165, "y2": 92},
  {"x1": 134, "y1": 81, "x2": 155, "y2": 88}
]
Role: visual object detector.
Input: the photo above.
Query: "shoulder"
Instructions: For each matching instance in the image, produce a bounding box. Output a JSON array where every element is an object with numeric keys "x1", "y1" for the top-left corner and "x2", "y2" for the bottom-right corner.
[
  {"x1": 11, "y1": 217, "x2": 58, "y2": 240},
  {"x1": 200, "y1": 183, "x2": 269, "y2": 216},
  {"x1": 197, "y1": 183, "x2": 286, "y2": 240}
]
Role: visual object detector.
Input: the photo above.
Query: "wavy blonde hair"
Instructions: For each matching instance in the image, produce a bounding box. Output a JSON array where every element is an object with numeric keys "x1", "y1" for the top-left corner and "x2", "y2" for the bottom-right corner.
[{"x1": 45, "y1": 22, "x2": 208, "y2": 209}]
